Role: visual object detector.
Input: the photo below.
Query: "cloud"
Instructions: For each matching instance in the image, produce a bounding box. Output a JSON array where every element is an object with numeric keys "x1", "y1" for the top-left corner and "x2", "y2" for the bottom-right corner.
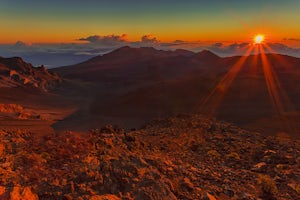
[
  {"x1": 205, "y1": 42, "x2": 300, "y2": 57},
  {"x1": 159, "y1": 40, "x2": 211, "y2": 53},
  {"x1": 283, "y1": 38, "x2": 300, "y2": 42},
  {"x1": 265, "y1": 43, "x2": 300, "y2": 57},
  {"x1": 207, "y1": 42, "x2": 251, "y2": 56},
  {"x1": 161, "y1": 40, "x2": 198, "y2": 47},
  {"x1": 78, "y1": 34, "x2": 128, "y2": 45},
  {"x1": 14, "y1": 41, "x2": 28, "y2": 48},
  {"x1": 212, "y1": 42, "x2": 223, "y2": 48},
  {"x1": 140, "y1": 35, "x2": 159, "y2": 44},
  {"x1": 1, "y1": 34, "x2": 300, "y2": 68}
]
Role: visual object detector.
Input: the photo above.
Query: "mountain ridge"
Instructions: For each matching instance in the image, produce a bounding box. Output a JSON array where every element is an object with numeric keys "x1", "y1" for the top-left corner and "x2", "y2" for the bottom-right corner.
[
  {"x1": 52, "y1": 46, "x2": 300, "y2": 78},
  {"x1": 49, "y1": 46, "x2": 300, "y2": 137},
  {"x1": 53, "y1": 46, "x2": 300, "y2": 66}
]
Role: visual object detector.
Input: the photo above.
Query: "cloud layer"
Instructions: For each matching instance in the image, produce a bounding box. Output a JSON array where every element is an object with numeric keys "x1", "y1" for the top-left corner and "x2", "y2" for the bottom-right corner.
[
  {"x1": 79, "y1": 34, "x2": 128, "y2": 45},
  {"x1": 283, "y1": 38, "x2": 300, "y2": 42},
  {"x1": 0, "y1": 34, "x2": 299, "y2": 68}
]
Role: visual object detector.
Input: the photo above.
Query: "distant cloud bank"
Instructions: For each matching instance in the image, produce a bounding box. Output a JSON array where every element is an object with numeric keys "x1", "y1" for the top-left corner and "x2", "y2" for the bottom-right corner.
[
  {"x1": 0, "y1": 34, "x2": 299, "y2": 68},
  {"x1": 78, "y1": 34, "x2": 128, "y2": 45},
  {"x1": 283, "y1": 38, "x2": 300, "y2": 42}
]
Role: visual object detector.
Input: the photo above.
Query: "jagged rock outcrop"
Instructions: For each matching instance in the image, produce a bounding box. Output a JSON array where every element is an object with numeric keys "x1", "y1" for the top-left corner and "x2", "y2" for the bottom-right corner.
[
  {"x1": 0, "y1": 104, "x2": 41, "y2": 120},
  {"x1": 0, "y1": 57, "x2": 61, "y2": 91}
]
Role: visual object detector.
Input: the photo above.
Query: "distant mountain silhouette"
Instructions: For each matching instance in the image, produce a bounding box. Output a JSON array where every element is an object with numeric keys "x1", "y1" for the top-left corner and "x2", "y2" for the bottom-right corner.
[
  {"x1": 89, "y1": 46, "x2": 194, "y2": 62},
  {"x1": 192, "y1": 49, "x2": 221, "y2": 61},
  {"x1": 51, "y1": 46, "x2": 300, "y2": 136},
  {"x1": 52, "y1": 46, "x2": 218, "y2": 81},
  {"x1": 0, "y1": 56, "x2": 61, "y2": 91}
]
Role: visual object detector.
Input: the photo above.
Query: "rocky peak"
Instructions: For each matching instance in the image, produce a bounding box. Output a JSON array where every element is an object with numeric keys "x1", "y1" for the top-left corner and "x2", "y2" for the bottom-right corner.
[
  {"x1": 0, "y1": 56, "x2": 61, "y2": 91},
  {"x1": 192, "y1": 50, "x2": 220, "y2": 61}
]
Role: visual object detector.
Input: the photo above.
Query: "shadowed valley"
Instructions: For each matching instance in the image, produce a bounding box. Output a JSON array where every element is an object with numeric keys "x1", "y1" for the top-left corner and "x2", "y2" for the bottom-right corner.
[{"x1": 50, "y1": 46, "x2": 300, "y2": 137}]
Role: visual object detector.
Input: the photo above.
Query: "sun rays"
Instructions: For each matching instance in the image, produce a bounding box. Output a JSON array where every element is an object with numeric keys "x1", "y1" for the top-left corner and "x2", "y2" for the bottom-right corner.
[
  {"x1": 198, "y1": 46, "x2": 254, "y2": 116},
  {"x1": 198, "y1": 38, "x2": 296, "y2": 134}
]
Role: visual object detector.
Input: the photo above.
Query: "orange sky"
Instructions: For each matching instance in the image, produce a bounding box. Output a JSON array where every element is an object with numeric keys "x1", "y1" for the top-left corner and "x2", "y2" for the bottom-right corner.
[{"x1": 1, "y1": 1, "x2": 300, "y2": 45}]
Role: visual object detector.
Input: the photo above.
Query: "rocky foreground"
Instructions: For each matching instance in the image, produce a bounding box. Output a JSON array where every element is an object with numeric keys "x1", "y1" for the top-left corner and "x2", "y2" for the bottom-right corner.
[{"x1": 0, "y1": 115, "x2": 299, "y2": 200}]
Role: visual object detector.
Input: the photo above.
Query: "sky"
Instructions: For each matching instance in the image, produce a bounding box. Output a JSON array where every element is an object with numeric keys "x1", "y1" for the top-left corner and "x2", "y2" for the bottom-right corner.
[
  {"x1": 0, "y1": 0, "x2": 300, "y2": 67},
  {"x1": 1, "y1": 0, "x2": 300, "y2": 43}
]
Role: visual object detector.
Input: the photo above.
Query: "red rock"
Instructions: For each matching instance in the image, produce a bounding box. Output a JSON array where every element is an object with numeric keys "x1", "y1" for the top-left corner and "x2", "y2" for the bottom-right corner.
[
  {"x1": 90, "y1": 194, "x2": 121, "y2": 200},
  {"x1": 203, "y1": 192, "x2": 217, "y2": 200},
  {"x1": 10, "y1": 186, "x2": 38, "y2": 200}
]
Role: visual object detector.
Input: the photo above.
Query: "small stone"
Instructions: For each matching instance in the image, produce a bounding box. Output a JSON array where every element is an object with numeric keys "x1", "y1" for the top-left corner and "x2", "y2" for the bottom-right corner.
[
  {"x1": 0, "y1": 186, "x2": 6, "y2": 196},
  {"x1": 90, "y1": 194, "x2": 121, "y2": 200},
  {"x1": 181, "y1": 177, "x2": 194, "y2": 192},
  {"x1": 251, "y1": 162, "x2": 267, "y2": 172},
  {"x1": 10, "y1": 187, "x2": 38, "y2": 200},
  {"x1": 64, "y1": 194, "x2": 73, "y2": 200},
  {"x1": 203, "y1": 192, "x2": 216, "y2": 200},
  {"x1": 224, "y1": 188, "x2": 235, "y2": 197}
]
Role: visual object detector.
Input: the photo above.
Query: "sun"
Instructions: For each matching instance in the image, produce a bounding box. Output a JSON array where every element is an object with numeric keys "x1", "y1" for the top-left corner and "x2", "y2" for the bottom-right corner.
[{"x1": 254, "y1": 34, "x2": 264, "y2": 44}]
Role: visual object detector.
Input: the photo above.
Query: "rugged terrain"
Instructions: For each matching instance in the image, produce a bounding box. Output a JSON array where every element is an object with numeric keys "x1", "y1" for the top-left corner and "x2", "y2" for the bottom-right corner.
[
  {"x1": 52, "y1": 47, "x2": 300, "y2": 137},
  {"x1": 0, "y1": 57, "x2": 76, "y2": 135},
  {"x1": 1, "y1": 48, "x2": 300, "y2": 137},
  {"x1": 0, "y1": 51, "x2": 300, "y2": 199},
  {"x1": 0, "y1": 56, "x2": 61, "y2": 91},
  {"x1": 0, "y1": 115, "x2": 299, "y2": 199}
]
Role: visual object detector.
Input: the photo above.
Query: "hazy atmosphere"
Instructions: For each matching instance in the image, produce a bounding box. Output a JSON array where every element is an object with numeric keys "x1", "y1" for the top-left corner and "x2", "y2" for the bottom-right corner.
[
  {"x1": 1, "y1": 0, "x2": 300, "y2": 67},
  {"x1": 0, "y1": 0, "x2": 300, "y2": 199}
]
